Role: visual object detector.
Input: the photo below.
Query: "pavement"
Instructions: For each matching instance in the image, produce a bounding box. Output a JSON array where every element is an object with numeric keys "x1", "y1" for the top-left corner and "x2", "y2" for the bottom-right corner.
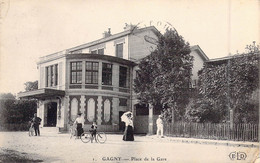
[
  {"x1": 145, "y1": 135, "x2": 260, "y2": 148},
  {"x1": 0, "y1": 131, "x2": 259, "y2": 163}
]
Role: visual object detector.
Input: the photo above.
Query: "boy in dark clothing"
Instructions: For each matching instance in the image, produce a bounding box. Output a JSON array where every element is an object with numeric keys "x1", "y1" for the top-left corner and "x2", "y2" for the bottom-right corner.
[{"x1": 90, "y1": 122, "x2": 97, "y2": 143}]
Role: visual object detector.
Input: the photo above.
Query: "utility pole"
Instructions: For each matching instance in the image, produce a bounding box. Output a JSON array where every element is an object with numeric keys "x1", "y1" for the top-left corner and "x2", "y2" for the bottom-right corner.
[
  {"x1": 227, "y1": 0, "x2": 233, "y2": 129},
  {"x1": 227, "y1": 59, "x2": 233, "y2": 129}
]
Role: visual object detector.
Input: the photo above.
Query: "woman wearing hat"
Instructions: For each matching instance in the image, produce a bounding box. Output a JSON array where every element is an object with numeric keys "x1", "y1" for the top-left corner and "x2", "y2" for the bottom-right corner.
[
  {"x1": 74, "y1": 113, "x2": 84, "y2": 138},
  {"x1": 122, "y1": 112, "x2": 134, "y2": 141}
]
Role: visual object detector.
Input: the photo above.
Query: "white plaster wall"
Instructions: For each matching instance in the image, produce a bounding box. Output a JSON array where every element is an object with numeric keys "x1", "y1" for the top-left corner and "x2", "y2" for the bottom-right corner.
[
  {"x1": 128, "y1": 30, "x2": 157, "y2": 60},
  {"x1": 38, "y1": 102, "x2": 44, "y2": 127},
  {"x1": 82, "y1": 48, "x2": 89, "y2": 53},
  {"x1": 190, "y1": 50, "x2": 205, "y2": 80},
  {"x1": 38, "y1": 57, "x2": 66, "y2": 90},
  {"x1": 104, "y1": 41, "x2": 115, "y2": 57},
  {"x1": 78, "y1": 35, "x2": 129, "y2": 59},
  {"x1": 123, "y1": 35, "x2": 129, "y2": 59}
]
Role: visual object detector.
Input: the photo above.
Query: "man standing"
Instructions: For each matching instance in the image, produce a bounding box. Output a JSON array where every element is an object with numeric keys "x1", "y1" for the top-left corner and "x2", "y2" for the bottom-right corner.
[
  {"x1": 156, "y1": 115, "x2": 164, "y2": 138},
  {"x1": 32, "y1": 113, "x2": 41, "y2": 136}
]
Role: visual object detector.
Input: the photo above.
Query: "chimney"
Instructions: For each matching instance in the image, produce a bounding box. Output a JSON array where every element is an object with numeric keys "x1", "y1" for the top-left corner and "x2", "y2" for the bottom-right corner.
[
  {"x1": 103, "y1": 28, "x2": 112, "y2": 38},
  {"x1": 124, "y1": 23, "x2": 135, "y2": 31}
]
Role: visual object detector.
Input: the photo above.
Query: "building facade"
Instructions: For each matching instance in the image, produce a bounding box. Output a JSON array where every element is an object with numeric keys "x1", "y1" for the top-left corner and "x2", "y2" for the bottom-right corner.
[{"x1": 18, "y1": 24, "x2": 208, "y2": 133}]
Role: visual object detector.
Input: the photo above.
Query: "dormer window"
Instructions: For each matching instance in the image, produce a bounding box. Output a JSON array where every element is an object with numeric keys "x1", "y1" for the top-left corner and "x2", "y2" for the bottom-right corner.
[
  {"x1": 91, "y1": 50, "x2": 97, "y2": 54},
  {"x1": 98, "y1": 48, "x2": 104, "y2": 55},
  {"x1": 116, "y1": 43, "x2": 123, "y2": 58}
]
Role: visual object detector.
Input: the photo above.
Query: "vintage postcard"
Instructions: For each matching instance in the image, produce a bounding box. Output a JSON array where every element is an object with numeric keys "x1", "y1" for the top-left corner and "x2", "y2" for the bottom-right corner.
[{"x1": 0, "y1": 0, "x2": 259, "y2": 162}]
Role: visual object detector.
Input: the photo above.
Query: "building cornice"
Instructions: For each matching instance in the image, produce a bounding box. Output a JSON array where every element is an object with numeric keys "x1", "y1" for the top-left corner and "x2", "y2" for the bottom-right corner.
[{"x1": 66, "y1": 53, "x2": 137, "y2": 67}]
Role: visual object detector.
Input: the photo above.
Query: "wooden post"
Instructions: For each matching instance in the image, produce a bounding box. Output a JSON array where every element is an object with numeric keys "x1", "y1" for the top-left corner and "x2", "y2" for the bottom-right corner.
[
  {"x1": 148, "y1": 103, "x2": 154, "y2": 135},
  {"x1": 227, "y1": 59, "x2": 234, "y2": 130},
  {"x1": 171, "y1": 107, "x2": 174, "y2": 126}
]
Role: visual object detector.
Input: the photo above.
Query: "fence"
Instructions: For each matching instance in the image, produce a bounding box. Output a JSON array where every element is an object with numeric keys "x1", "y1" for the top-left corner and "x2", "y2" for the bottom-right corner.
[{"x1": 164, "y1": 122, "x2": 259, "y2": 142}]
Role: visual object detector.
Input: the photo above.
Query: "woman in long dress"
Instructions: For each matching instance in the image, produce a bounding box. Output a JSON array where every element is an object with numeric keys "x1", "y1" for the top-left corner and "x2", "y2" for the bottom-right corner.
[
  {"x1": 122, "y1": 113, "x2": 134, "y2": 141},
  {"x1": 74, "y1": 113, "x2": 84, "y2": 138}
]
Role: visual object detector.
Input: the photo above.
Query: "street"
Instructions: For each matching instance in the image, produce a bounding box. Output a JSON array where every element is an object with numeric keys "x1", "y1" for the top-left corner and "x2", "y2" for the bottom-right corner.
[{"x1": 0, "y1": 132, "x2": 258, "y2": 163}]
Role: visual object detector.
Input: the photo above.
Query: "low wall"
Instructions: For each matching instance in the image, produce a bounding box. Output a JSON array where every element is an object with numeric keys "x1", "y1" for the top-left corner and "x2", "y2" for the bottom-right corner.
[{"x1": 0, "y1": 123, "x2": 29, "y2": 131}]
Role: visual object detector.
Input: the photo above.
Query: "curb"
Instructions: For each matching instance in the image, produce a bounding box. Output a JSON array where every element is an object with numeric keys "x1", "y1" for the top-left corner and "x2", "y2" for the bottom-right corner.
[{"x1": 146, "y1": 136, "x2": 259, "y2": 148}]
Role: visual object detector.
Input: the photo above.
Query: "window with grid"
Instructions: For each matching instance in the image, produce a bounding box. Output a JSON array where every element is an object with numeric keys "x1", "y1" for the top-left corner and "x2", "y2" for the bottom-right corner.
[
  {"x1": 71, "y1": 62, "x2": 82, "y2": 84},
  {"x1": 102, "y1": 63, "x2": 112, "y2": 85},
  {"x1": 116, "y1": 43, "x2": 123, "y2": 58},
  {"x1": 119, "y1": 66, "x2": 127, "y2": 87},
  {"x1": 86, "y1": 62, "x2": 99, "y2": 84}
]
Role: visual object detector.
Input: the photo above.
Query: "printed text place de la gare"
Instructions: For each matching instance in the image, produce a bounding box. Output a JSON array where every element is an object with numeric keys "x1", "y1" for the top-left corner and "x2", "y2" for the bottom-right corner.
[{"x1": 102, "y1": 157, "x2": 167, "y2": 161}]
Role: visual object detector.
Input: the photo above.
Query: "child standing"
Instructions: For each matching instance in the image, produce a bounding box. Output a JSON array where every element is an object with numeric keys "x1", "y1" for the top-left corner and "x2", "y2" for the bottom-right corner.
[
  {"x1": 90, "y1": 122, "x2": 97, "y2": 143},
  {"x1": 28, "y1": 121, "x2": 34, "y2": 136}
]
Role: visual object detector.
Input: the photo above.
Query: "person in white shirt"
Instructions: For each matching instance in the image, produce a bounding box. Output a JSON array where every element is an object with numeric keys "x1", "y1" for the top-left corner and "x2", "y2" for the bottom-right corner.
[
  {"x1": 156, "y1": 115, "x2": 164, "y2": 138},
  {"x1": 74, "y1": 113, "x2": 84, "y2": 138}
]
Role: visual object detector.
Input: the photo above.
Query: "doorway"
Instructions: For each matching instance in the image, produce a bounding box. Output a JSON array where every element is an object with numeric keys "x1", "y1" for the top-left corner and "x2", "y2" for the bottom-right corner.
[
  {"x1": 119, "y1": 111, "x2": 125, "y2": 132},
  {"x1": 46, "y1": 102, "x2": 57, "y2": 127}
]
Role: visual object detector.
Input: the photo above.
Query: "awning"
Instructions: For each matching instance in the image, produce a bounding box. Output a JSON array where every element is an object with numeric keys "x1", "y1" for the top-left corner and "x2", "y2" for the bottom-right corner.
[{"x1": 18, "y1": 88, "x2": 65, "y2": 100}]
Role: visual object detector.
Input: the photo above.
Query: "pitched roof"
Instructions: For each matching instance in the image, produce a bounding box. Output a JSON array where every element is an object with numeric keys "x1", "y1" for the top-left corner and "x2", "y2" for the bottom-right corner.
[
  {"x1": 67, "y1": 26, "x2": 159, "y2": 53},
  {"x1": 205, "y1": 53, "x2": 259, "y2": 63},
  {"x1": 190, "y1": 45, "x2": 209, "y2": 61}
]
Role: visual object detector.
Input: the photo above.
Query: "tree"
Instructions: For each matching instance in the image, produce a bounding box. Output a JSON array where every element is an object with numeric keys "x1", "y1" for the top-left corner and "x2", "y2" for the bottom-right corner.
[
  {"x1": 0, "y1": 93, "x2": 16, "y2": 100},
  {"x1": 134, "y1": 29, "x2": 193, "y2": 123},
  {"x1": 0, "y1": 92, "x2": 37, "y2": 130},
  {"x1": 185, "y1": 42, "x2": 259, "y2": 123},
  {"x1": 24, "y1": 80, "x2": 38, "y2": 91}
]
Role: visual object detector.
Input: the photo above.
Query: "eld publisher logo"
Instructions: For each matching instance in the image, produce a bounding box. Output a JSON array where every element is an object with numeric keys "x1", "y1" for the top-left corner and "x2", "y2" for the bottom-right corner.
[{"x1": 229, "y1": 151, "x2": 247, "y2": 160}]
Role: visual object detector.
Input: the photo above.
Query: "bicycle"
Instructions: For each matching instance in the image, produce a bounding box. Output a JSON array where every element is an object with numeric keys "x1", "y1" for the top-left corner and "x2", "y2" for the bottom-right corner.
[
  {"x1": 81, "y1": 131, "x2": 107, "y2": 144},
  {"x1": 29, "y1": 125, "x2": 34, "y2": 136}
]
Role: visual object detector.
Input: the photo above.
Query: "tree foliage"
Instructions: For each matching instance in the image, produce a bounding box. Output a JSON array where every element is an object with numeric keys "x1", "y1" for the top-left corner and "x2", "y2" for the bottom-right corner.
[
  {"x1": 186, "y1": 43, "x2": 259, "y2": 123},
  {"x1": 24, "y1": 80, "x2": 38, "y2": 91},
  {"x1": 134, "y1": 29, "x2": 193, "y2": 122},
  {"x1": 0, "y1": 92, "x2": 37, "y2": 130}
]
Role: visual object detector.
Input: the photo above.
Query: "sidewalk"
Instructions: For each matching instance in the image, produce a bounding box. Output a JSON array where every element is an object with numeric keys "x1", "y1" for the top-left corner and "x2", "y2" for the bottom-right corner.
[{"x1": 146, "y1": 135, "x2": 259, "y2": 148}]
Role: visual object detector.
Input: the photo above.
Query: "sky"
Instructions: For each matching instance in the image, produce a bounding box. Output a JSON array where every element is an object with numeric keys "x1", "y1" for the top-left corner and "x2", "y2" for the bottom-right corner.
[{"x1": 0, "y1": 0, "x2": 259, "y2": 95}]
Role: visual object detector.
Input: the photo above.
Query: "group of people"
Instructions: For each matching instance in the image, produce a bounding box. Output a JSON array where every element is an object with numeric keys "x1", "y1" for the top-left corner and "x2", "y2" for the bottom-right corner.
[
  {"x1": 74, "y1": 113, "x2": 97, "y2": 142},
  {"x1": 120, "y1": 112, "x2": 164, "y2": 141},
  {"x1": 30, "y1": 111, "x2": 164, "y2": 140},
  {"x1": 70, "y1": 111, "x2": 165, "y2": 141}
]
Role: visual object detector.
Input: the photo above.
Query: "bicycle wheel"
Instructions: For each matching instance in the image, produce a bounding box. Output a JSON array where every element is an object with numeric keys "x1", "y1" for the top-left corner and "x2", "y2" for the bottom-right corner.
[
  {"x1": 81, "y1": 132, "x2": 91, "y2": 143},
  {"x1": 97, "y1": 132, "x2": 107, "y2": 144},
  {"x1": 69, "y1": 128, "x2": 74, "y2": 139},
  {"x1": 29, "y1": 128, "x2": 33, "y2": 137}
]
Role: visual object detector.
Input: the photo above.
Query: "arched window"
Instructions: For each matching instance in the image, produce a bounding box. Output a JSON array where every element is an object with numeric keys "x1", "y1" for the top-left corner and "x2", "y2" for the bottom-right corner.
[
  {"x1": 104, "y1": 99, "x2": 111, "y2": 122},
  {"x1": 87, "y1": 98, "x2": 95, "y2": 122},
  {"x1": 71, "y1": 98, "x2": 78, "y2": 121}
]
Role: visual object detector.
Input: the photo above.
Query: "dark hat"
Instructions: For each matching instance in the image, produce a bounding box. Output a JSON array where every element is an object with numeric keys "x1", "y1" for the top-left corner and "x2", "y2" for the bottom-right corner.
[{"x1": 78, "y1": 113, "x2": 82, "y2": 116}]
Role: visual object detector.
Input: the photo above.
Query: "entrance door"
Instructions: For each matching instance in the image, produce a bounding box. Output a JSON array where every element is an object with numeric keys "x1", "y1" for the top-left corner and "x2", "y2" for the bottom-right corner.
[
  {"x1": 119, "y1": 111, "x2": 125, "y2": 132},
  {"x1": 47, "y1": 102, "x2": 57, "y2": 127}
]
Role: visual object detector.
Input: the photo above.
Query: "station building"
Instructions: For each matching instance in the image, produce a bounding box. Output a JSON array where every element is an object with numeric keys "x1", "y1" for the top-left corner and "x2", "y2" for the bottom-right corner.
[{"x1": 18, "y1": 24, "x2": 208, "y2": 133}]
